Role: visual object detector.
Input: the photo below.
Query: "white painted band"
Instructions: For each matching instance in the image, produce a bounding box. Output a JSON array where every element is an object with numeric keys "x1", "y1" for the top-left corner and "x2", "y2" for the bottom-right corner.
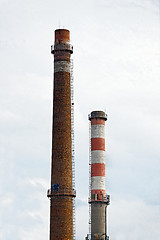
[
  {"x1": 91, "y1": 150, "x2": 105, "y2": 164},
  {"x1": 91, "y1": 176, "x2": 105, "y2": 190},
  {"x1": 91, "y1": 125, "x2": 105, "y2": 138},
  {"x1": 54, "y1": 61, "x2": 70, "y2": 73}
]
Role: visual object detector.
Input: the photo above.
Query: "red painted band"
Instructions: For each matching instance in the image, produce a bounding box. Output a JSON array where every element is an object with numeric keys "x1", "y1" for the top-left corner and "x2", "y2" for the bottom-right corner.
[
  {"x1": 91, "y1": 189, "x2": 106, "y2": 195},
  {"x1": 91, "y1": 119, "x2": 105, "y2": 125},
  {"x1": 91, "y1": 138, "x2": 105, "y2": 151},
  {"x1": 91, "y1": 163, "x2": 105, "y2": 177},
  {"x1": 55, "y1": 29, "x2": 70, "y2": 43}
]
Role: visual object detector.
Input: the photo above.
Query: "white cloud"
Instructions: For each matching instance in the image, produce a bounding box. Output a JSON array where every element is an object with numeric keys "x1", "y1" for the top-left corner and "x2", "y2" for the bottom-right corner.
[
  {"x1": 109, "y1": 196, "x2": 160, "y2": 240},
  {"x1": 76, "y1": 205, "x2": 89, "y2": 240}
]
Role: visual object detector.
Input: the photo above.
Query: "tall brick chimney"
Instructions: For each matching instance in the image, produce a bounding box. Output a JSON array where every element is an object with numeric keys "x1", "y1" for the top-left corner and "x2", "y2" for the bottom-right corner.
[{"x1": 47, "y1": 29, "x2": 76, "y2": 240}]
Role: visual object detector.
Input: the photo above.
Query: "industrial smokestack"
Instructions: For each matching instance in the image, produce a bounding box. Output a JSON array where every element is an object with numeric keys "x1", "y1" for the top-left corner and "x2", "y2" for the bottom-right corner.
[
  {"x1": 47, "y1": 29, "x2": 76, "y2": 240},
  {"x1": 87, "y1": 111, "x2": 110, "y2": 240}
]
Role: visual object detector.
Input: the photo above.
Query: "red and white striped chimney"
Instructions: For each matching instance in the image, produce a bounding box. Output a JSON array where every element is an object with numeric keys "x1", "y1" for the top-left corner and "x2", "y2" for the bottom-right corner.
[
  {"x1": 88, "y1": 110, "x2": 110, "y2": 240},
  {"x1": 90, "y1": 111, "x2": 106, "y2": 202}
]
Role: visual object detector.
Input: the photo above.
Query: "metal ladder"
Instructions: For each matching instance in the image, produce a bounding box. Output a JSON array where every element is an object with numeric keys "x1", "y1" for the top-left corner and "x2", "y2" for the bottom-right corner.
[
  {"x1": 89, "y1": 120, "x2": 91, "y2": 235},
  {"x1": 70, "y1": 59, "x2": 76, "y2": 240}
]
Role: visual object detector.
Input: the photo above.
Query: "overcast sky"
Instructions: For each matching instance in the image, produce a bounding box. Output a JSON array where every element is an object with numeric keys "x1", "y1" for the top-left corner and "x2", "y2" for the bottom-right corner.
[{"x1": 0, "y1": 0, "x2": 160, "y2": 239}]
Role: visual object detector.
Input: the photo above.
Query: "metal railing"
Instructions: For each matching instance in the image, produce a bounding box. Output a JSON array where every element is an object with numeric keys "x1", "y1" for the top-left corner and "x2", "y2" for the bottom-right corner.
[
  {"x1": 47, "y1": 188, "x2": 76, "y2": 198},
  {"x1": 51, "y1": 43, "x2": 73, "y2": 54},
  {"x1": 85, "y1": 234, "x2": 109, "y2": 240},
  {"x1": 88, "y1": 113, "x2": 107, "y2": 121},
  {"x1": 88, "y1": 195, "x2": 110, "y2": 205}
]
